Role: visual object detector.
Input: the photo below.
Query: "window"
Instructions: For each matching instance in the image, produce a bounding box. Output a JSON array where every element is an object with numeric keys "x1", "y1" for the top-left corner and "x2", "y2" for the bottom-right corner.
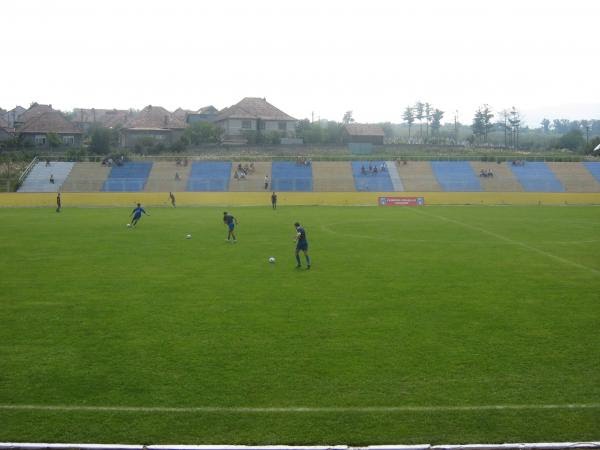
[
  {"x1": 258, "y1": 121, "x2": 266, "y2": 130},
  {"x1": 34, "y1": 135, "x2": 46, "y2": 146},
  {"x1": 242, "y1": 120, "x2": 252, "y2": 129},
  {"x1": 62, "y1": 135, "x2": 75, "y2": 145},
  {"x1": 278, "y1": 122, "x2": 287, "y2": 131}
]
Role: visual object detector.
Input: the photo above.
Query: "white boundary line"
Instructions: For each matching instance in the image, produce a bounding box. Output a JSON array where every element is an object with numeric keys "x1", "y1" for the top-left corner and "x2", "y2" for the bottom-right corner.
[
  {"x1": 1, "y1": 403, "x2": 599, "y2": 414},
  {"x1": 0, "y1": 442, "x2": 599, "y2": 450},
  {"x1": 410, "y1": 209, "x2": 600, "y2": 276}
]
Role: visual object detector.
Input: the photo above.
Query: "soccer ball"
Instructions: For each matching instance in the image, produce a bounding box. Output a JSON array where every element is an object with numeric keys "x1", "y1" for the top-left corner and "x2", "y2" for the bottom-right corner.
[
  {"x1": 126, "y1": 223, "x2": 131, "y2": 228},
  {"x1": 186, "y1": 234, "x2": 192, "y2": 239},
  {"x1": 269, "y1": 257, "x2": 276, "y2": 263}
]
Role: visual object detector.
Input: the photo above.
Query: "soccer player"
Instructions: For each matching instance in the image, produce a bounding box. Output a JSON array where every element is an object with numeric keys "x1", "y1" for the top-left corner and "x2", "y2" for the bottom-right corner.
[
  {"x1": 56, "y1": 192, "x2": 61, "y2": 213},
  {"x1": 271, "y1": 192, "x2": 277, "y2": 210},
  {"x1": 169, "y1": 191, "x2": 176, "y2": 207},
  {"x1": 223, "y1": 211, "x2": 238, "y2": 242},
  {"x1": 130, "y1": 203, "x2": 149, "y2": 227},
  {"x1": 294, "y1": 222, "x2": 311, "y2": 269}
]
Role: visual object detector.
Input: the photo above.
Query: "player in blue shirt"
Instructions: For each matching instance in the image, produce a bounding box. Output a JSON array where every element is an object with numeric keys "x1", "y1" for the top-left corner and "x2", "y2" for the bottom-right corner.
[
  {"x1": 294, "y1": 222, "x2": 311, "y2": 269},
  {"x1": 223, "y1": 211, "x2": 238, "y2": 242},
  {"x1": 130, "y1": 203, "x2": 149, "y2": 227}
]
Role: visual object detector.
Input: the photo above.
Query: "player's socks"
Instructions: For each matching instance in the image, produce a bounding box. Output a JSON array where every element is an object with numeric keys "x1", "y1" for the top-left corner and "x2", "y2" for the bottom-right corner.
[{"x1": 296, "y1": 254, "x2": 301, "y2": 267}]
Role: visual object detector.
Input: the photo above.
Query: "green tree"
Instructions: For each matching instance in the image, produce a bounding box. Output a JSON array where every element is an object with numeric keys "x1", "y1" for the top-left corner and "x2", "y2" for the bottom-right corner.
[
  {"x1": 89, "y1": 127, "x2": 112, "y2": 154},
  {"x1": 47, "y1": 133, "x2": 62, "y2": 149},
  {"x1": 403, "y1": 106, "x2": 415, "y2": 140},
  {"x1": 557, "y1": 129, "x2": 585, "y2": 151},
  {"x1": 424, "y1": 102, "x2": 432, "y2": 138},
  {"x1": 414, "y1": 101, "x2": 424, "y2": 138},
  {"x1": 541, "y1": 118, "x2": 551, "y2": 133},
  {"x1": 184, "y1": 122, "x2": 223, "y2": 145},
  {"x1": 342, "y1": 111, "x2": 354, "y2": 124},
  {"x1": 430, "y1": 109, "x2": 444, "y2": 142},
  {"x1": 508, "y1": 107, "x2": 521, "y2": 148}
]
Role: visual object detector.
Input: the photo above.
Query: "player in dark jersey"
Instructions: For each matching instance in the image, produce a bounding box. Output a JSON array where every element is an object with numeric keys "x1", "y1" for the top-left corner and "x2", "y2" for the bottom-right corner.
[
  {"x1": 169, "y1": 192, "x2": 176, "y2": 207},
  {"x1": 223, "y1": 211, "x2": 238, "y2": 242},
  {"x1": 271, "y1": 192, "x2": 277, "y2": 210},
  {"x1": 130, "y1": 203, "x2": 149, "y2": 227},
  {"x1": 294, "y1": 222, "x2": 311, "y2": 269},
  {"x1": 56, "y1": 192, "x2": 61, "y2": 213}
]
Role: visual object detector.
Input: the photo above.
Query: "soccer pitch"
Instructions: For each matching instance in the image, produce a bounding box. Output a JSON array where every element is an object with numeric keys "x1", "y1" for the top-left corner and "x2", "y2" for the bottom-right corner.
[{"x1": 0, "y1": 205, "x2": 599, "y2": 445}]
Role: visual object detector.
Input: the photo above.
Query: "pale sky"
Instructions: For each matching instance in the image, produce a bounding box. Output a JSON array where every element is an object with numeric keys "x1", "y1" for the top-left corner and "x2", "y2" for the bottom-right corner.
[{"x1": 3, "y1": 0, "x2": 599, "y2": 126}]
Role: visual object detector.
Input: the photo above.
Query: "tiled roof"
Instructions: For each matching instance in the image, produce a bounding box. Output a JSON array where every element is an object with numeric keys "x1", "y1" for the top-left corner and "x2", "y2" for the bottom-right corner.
[
  {"x1": 0, "y1": 115, "x2": 9, "y2": 128},
  {"x1": 18, "y1": 104, "x2": 54, "y2": 124},
  {"x1": 73, "y1": 108, "x2": 131, "y2": 127},
  {"x1": 18, "y1": 111, "x2": 82, "y2": 134},
  {"x1": 216, "y1": 97, "x2": 296, "y2": 122},
  {"x1": 344, "y1": 123, "x2": 385, "y2": 137},
  {"x1": 123, "y1": 105, "x2": 186, "y2": 130},
  {"x1": 172, "y1": 108, "x2": 193, "y2": 120}
]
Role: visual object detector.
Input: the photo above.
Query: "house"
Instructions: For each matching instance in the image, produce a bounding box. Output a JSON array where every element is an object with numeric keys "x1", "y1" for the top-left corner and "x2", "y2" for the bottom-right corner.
[
  {"x1": 120, "y1": 105, "x2": 186, "y2": 148},
  {"x1": 3, "y1": 106, "x2": 26, "y2": 127},
  {"x1": 18, "y1": 111, "x2": 83, "y2": 148},
  {"x1": 72, "y1": 108, "x2": 131, "y2": 131},
  {"x1": 186, "y1": 105, "x2": 219, "y2": 124},
  {"x1": 15, "y1": 103, "x2": 54, "y2": 128},
  {"x1": 214, "y1": 97, "x2": 297, "y2": 142},
  {"x1": 0, "y1": 115, "x2": 15, "y2": 142},
  {"x1": 342, "y1": 123, "x2": 385, "y2": 145},
  {"x1": 172, "y1": 108, "x2": 193, "y2": 122}
]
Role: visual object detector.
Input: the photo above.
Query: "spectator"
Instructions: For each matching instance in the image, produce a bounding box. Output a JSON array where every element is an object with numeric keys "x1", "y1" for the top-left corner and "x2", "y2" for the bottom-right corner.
[
  {"x1": 49, "y1": 174, "x2": 54, "y2": 184},
  {"x1": 264, "y1": 175, "x2": 269, "y2": 190}
]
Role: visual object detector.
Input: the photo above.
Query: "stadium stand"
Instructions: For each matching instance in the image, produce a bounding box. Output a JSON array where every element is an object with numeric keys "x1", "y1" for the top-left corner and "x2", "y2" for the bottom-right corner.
[
  {"x1": 547, "y1": 162, "x2": 600, "y2": 192},
  {"x1": 187, "y1": 161, "x2": 232, "y2": 191},
  {"x1": 386, "y1": 161, "x2": 404, "y2": 191},
  {"x1": 271, "y1": 161, "x2": 313, "y2": 191},
  {"x1": 228, "y1": 162, "x2": 272, "y2": 192},
  {"x1": 396, "y1": 161, "x2": 442, "y2": 191},
  {"x1": 144, "y1": 162, "x2": 191, "y2": 192},
  {"x1": 18, "y1": 161, "x2": 74, "y2": 192},
  {"x1": 509, "y1": 161, "x2": 565, "y2": 192},
  {"x1": 431, "y1": 161, "x2": 482, "y2": 191},
  {"x1": 351, "y1": 161, "x2": 395, "y2": 191},
  {"x1": 312, "y1": 162, "x2": 356, "y2": 191},
  {"x1": 469, "y1": 161, "x2": 523, "y2": 192},
  {"x1": 583, "y1": 161, "x2": 600, "y2": 185},
  {"x1": 61, "y1": 162, "x2": 111, "y2": 192},
  {"x1": 101, "y1": 162, "x2": 153, "y2": 192}
]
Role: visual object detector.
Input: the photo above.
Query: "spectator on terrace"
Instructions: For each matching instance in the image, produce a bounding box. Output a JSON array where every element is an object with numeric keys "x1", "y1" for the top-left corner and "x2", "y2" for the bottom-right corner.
[
  {"x1": 264, "y1": 175, "x2": 269, "y2": 190},
  {"x1": 380, "y1": 163, "x2": 386, "y2": 172},
  {"x1": 49, "y1": 174, "x2": 54, "y2": 184},
  {"x1": 183, "y1": 158, "x2": 189, "y2": 167},
  {"x1": 361, "y1": 165, "x2": 367, "y2": 175},
  {"x1": 175, "y1": 172, "x2": 181, "y2": 181},
  {"x1": 249, "y1": 162, "x2": 255, "y2": 172},
  {"x1": 373, "y1": 166, "x2": 378, "y2": 174},
  {"x1": 45, "y1": 159, "x2": 51, "y2": 167}
]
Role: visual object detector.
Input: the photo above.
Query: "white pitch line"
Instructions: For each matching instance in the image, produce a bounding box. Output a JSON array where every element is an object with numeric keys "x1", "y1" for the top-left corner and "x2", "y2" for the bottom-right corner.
[
  {"x1": 411, "y1": 209, "x2": 600, "y2": 276},
  {"x1": 0, "y1": 403, "x2": 599, "y2": 414}
]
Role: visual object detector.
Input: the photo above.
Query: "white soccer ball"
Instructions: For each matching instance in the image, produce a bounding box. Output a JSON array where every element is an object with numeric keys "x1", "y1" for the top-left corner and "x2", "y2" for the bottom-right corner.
[
  {"x1": 127, "y1": 223, "x2": 131, "y2": 228},
  {"x1": 269, "y1": 257, "x2": 276, "y2": 263},
  {"x1": 186, "y1": 234, "x2": 192, "y2": 239}
]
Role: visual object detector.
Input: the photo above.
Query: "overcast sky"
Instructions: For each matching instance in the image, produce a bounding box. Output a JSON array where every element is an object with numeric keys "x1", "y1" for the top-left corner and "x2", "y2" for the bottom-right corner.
[{"x1": 3, "y1": 0, "x2": 599, "y2": 126}]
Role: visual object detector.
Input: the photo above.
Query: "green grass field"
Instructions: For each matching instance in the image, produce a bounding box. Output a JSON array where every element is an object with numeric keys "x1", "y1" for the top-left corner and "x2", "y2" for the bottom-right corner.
[{"x1": 0, "y1": 205, "x2": 599, "y2": 445}]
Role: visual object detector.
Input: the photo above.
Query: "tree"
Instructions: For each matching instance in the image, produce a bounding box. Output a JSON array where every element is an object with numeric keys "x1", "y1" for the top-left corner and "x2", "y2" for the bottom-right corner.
[
  {"x1": 497, "y1": 109, "x2": 510, "y2": 147},
  {"x1": 472, "y1": 108, "x2": 485, "y2": 142},
  {"x1": 424, "y1": 102, "x2": 432, "y2": 138},
  {"x1": 508, "y1": 107, "x2": 521, "y2": 149},
  {"x1": 184, "y1": 122, "x2": 223, "y2": 145},
  {"x1": 557, "y1": 129, "x2": 585, "y2": 151},
  {"x1": 89, "y1": 126, "x2": 112, "y2": 154},
  {"x1": 414, "y1": 101, "x2": 424, "y2": 138},
  {"x1": 541, "y1": 118, "x2": 551, "y2": 133},
  {"x1": 342, "y1": 111, "x2": 354, "y2": 124},
  {"x1": 47, "y1": 133, "x2": 62, "y2": 149},
  {"x1": 481, "y1": 104, "x2": 494, "y2": 143},
  {"x1": 430, "y1": 109, "x2": 444, "y2": 142},
  {"x1": 403, "y1": 106, "x2": 415, "y2": 140}
]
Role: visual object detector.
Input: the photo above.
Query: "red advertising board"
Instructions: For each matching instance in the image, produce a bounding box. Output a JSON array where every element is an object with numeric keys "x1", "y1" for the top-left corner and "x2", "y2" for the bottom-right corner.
[{"x1": 378, "y1": 196, "x2": 425, "y2": 206}]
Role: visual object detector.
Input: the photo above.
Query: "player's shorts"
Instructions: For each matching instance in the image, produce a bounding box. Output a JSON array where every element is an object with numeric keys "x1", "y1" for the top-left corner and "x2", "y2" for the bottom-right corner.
[
  {"x1": 296, "y1": 241, "x2": 308, "y2": 251},
  {"x1": 133, "y1": 213, "x2": 141, "y2": 221},
  {"x1": 228, "y1": 223, "x2": 235, "y2": 231}
]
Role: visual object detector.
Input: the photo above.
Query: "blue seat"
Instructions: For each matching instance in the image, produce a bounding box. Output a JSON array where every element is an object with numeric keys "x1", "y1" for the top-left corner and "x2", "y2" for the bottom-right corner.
[
  {"x1": 271, "y1": 162, "x2": 313, "y2": 192},
  {"x1": 509, "y1": 162, "x2": 564, "y2": 192},
  {"x1": 430, "y1": 161, "x2": 482, "y2": 192},
  {"x1": 351, "y1": 161, "x2": 394, "y2": 191},
  {"x1": 584, "y1": 162, "x2": 600, "y2": 184},
  {"x1": 186, "y1": 161, "x2": 232, "y2": 192},
  {"x1": 101, "y1": 162, "x2": 153, "y2": 192}
]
